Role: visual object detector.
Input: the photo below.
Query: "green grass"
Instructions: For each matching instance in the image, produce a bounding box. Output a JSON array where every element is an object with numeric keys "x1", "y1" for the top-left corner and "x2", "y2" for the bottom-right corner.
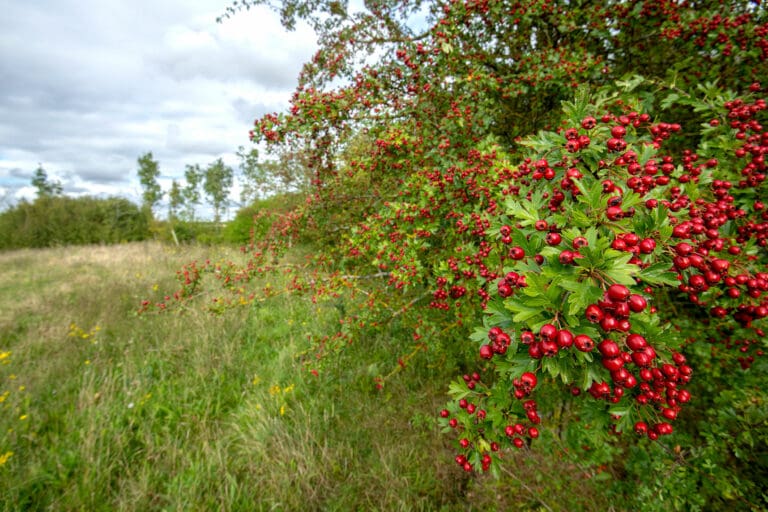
[{"x1": 0, "y1": 242, "x2": 608, "y2": 511}]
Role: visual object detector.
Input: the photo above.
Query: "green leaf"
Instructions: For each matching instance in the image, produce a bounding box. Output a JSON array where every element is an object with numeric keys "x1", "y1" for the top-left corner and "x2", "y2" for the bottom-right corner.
[
  {"x1": 448, "y1": 380, "x2": 472, "y2": 400},
  {"x1": 616, "y1": 74, "x2": 646, "y2": 93},
  {"x1": 506, "y1": 297, "x2": 545, "y2": 324},
  {"x1": 600, "y1": 252, "x2": 639, "y2": 286},
  {"x1": 580, "y1": 365, "x2": 603, "y2": 391},
  {"x1": 574, "y1": 178, "x2": 604, "y2": 211},
  {"x1": 569, "y1": 208, "x2": 593, "y2": 228},
  {"x1": 660, "y1": 93, "x2": 680, "y2": 110},
  {"x1": 469, "y1": 326, "x2": 489, "y2": 343},
  {"x1": 564, "y1": 283, "x2": 604, "y2": 317},
  {"x1": 507, "y1": 352, "x2": 537, "y2": 376},
  {"x1": 639, "y1": 262, "x2": 679, "y2": 286},
  {"x1": 542, "y1": 357, "x2": 561, "y2": 379}
]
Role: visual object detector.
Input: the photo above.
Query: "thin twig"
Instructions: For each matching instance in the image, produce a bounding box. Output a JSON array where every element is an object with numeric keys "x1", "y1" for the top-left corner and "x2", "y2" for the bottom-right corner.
[{"x1": 498, "y1": 463, "x2": 555, "y2": 512}]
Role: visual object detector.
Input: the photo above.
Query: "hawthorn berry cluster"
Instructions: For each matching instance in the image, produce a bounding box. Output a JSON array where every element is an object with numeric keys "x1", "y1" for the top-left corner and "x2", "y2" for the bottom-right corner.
[
  {"x1": 442, "y1": 371, "x2": 540, "y2": 473},
  {"x1": 438, "y1": 86, "x2": 767, "y2": 472}
]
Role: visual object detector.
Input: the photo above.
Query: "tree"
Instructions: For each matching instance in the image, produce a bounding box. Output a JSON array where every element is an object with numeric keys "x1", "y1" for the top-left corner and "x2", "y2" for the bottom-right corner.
[
  {"x1": 167, "y1": 180, "x2": 183, "y2": 221},
  {"x1": 237, "y1": 145, "x2": 312, "y2": 205},
  {"x1": 137, "y1": 152, "x2": 162, "y2": 214},
  {"x1": 202, "y1": 158, "x2": 234, "y2": 223},
  {"x1": 182, "y1": 164, "x2": 203, "y2": 220},
  {"x1": 31, "y1": 165, "x2": 62, "y2": 198},
  {"x1": 237, "y1": 146, "x2": 263, "y2": 205}
]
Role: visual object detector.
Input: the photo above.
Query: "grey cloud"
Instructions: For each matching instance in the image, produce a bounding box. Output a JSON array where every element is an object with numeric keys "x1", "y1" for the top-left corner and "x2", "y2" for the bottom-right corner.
[
  {"x1": 151, "y1": 40, "x2": 304, "y2": 91},
  {"x1": 0, "y1": 0, "x2": 315, "y2": 213}
]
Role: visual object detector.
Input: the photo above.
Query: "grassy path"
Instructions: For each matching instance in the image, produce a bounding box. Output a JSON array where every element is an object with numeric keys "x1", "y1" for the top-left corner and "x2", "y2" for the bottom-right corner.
[{"x1": 0, "y1": 243, "x2": 472, "y2": 511}]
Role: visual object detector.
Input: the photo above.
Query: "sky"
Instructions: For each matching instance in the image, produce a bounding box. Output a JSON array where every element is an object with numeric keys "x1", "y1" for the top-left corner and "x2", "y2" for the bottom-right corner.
[{"x1": 0, "y1": 0, "x2": 317, "y2": 218}]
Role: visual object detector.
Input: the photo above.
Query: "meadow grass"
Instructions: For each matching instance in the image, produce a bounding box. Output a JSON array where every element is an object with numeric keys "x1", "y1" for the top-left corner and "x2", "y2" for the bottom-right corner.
[
  {"x1": 0, "y1": 242, "x2": 607, "y2": 511},
  {"x1": 0, "y1": 243, "x2": 462, "y2": 511}
]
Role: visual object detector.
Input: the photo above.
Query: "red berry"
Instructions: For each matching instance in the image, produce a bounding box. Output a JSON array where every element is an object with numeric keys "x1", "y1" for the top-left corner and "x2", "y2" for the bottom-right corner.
[
  {"x1": 628, "y1": 294, "x2": 647, "y2": 313},
  {"x1": 545, "y1": 232, "x2": 562, "y2": 245},
  {"x1": 573, "y1": 236, "x2": 588, "y2": 249},
  {"x1": 638, "y1": 238, "x2": 656, "y2": 254},
  {"x1": 607, "y1": 284, "x2": 631, "y2": 302},
  {"x1": 598, "y1": 339, "x2": 621, "y2": 358},
  {"x1": 520, "y1": 372, "x2": 537, "y2": 390},
  {"x1": 581, "y1": 116, "x2": 597, "y2": 129},
  {"x1": 556, "y1": 329, "x2": 574, "y2": 348},
  {"x1": 586, "y1": 304, "x2": 605, "y2": 323},
  {"x1": 539, "y1": 323, "x2": 558, "y2": 341},
  {"x1": 574, "y1": 334, "x2": 595, "y2": 352}
]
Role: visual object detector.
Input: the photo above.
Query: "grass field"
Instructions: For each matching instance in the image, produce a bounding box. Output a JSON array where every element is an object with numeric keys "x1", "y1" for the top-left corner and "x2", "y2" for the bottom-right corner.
[{"x1": 0, "y1": 242, "x2": 607, "y2": 511}]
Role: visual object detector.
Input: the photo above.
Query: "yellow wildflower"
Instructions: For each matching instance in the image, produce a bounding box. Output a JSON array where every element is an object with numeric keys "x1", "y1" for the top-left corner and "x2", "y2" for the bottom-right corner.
[{"x1": 0, "y1": 451, "x2": 13, "y2": 466}]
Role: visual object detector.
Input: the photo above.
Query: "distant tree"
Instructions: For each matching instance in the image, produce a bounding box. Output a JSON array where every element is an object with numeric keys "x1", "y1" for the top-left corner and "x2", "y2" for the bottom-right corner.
[
  {"x1": 182, "y1": 164, "x2": 203, "y2": 220},
  {"x1": 168, "y1": 180, "x2": 183, "y2": 221},
  {"x1": 203, "y1": 158, "x2": 234, "y2": 223},
  {"x1": 137, "y1": 152, "x2": 162, "y2": 214},
  {"x1": 31, "y1": 165, "x2": 62, "y2": 198},
  {"x1": 237, "y1": 146, "x2": 262, "y2": 205},
  {"x1": 237, "y1": 145, "x2": 312, "y2": 206}
]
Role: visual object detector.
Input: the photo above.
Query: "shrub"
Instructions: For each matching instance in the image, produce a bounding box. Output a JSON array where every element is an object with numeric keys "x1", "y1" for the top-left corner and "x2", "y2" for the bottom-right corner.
[{"x1": 0, "y1": 196, "x2": 149, "y2": 249}]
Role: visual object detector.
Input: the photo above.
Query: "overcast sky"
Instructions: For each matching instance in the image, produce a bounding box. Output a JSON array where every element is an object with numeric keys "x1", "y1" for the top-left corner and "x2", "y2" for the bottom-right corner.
[{"x1": 0, "y1": 0, "x2": 317, "y2": 217}]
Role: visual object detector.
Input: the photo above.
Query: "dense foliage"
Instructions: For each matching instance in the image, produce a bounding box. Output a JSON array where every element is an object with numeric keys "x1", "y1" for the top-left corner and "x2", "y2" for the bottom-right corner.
[
  {"x1": 143, "y1": 0, "x2": 768, "y2": 508},
  {"x1": 0, "y1": 195, "x2": 150, "y2": 249},
  {"x1": 223, "y1": 192, "x2": 304, "y2": 245}
]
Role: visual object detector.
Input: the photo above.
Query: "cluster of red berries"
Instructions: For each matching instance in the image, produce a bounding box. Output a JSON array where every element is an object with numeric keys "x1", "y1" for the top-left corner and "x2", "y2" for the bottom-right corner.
[
  {"x1": 431, "y1": 276, "x2": 467, "y2": 309},
  {"x1": 496, "y1": 270, "x2": 527, "y2": 299},
  {"x1": 444, "y1": 370, "x2": 543, "y2": 472},
  {"x1": 585, "y1": 283, "x2": 648, "y2": 333},
  {"x1": 479, "y1": 326, "x2": 512, "y2": 358}
]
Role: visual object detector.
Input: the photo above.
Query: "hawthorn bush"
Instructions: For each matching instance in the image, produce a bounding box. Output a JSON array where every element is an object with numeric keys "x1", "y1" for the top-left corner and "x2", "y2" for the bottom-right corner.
[{"x1": 150, "y1": 0, "x2": 768, "y2": 507}]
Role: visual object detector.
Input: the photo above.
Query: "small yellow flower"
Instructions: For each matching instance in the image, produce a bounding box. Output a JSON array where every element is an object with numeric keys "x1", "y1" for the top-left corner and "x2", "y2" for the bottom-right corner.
[
  {"x1": 19, "y1": 414, "x2": 27, "y2": 421},
  {"x1": 251, "y1": 376, "x2": 261, "y2": 386},
  {"x1": 279, "y1": 405, "x2": 286, "y2": 416},
  {"x1": 0, "y1": 351, "x2": 10, "y2": 361},
  {"x1": 0, "y1": 451, "x2": 13, "y2": 466},
  {"x1": 8, "y1": 374, "x2": 16, "y2": 381},
  {"x1": 17, "y1": 386, "x2": 25, "y2": 392},
  {"x1": 84, "y1": 360, "x2": 91, "y2": 366},
  {"x1": 268, "y1": 385, "x2": 281, "y2": 396},
  {"x1": 283, "y1": 384, "x2": 294, "y2": 394},
  {"x1": 152, "y1": 284, "x2": 159, "y2": 291},
  {"x1": 0, "y1": 391, "x2": 9, "y2": 403}
]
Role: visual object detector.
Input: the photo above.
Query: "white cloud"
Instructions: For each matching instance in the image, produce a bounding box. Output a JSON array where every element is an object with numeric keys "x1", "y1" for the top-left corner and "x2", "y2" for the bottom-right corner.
[{"x1": 0, "y1": 0, "x2": 317, "y2": 217}]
